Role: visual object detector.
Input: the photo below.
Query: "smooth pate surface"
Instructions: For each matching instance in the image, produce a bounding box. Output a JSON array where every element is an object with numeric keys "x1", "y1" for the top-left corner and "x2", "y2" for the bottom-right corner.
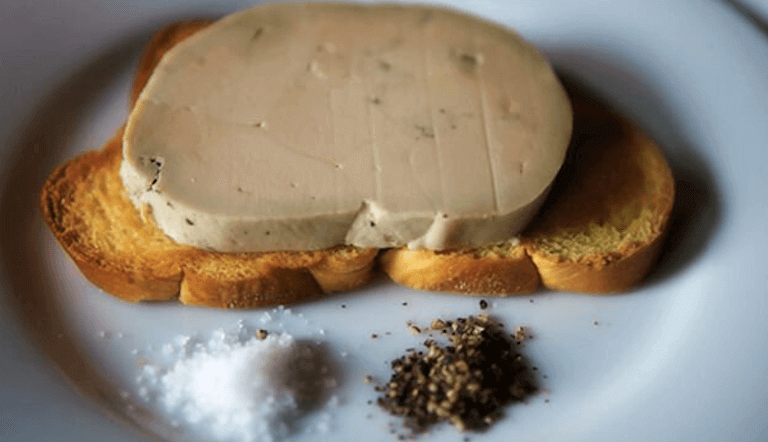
[{"x1": 121, "y1": 3, "x2": 572, "y2": 252}]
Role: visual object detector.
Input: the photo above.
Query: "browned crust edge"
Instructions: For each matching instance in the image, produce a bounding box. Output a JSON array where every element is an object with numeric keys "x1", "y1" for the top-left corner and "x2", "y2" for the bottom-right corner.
[
  {"x1": 380, "y1": 247, "x2": 540, "y2": 296},
  {"x1": 526, "y1": 231, "x2": 670, "y2": 293}
]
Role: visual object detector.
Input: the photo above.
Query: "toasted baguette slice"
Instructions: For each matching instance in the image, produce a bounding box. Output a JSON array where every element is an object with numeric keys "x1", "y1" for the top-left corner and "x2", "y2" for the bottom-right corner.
[
  {"x1": 382, "y1": 94, "x2": 675, "y2": 294},
  {"x1": 39, "y1": 21, "x2": 378, "y2": 308}
]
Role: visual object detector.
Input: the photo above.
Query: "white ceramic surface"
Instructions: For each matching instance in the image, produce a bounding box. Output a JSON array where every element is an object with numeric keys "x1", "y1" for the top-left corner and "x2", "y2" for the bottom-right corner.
[{"x1": 2, "y1": 1, "x2": 767, "y2": 441}]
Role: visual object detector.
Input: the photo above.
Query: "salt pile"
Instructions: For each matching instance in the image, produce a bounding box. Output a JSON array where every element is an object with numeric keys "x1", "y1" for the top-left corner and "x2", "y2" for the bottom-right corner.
[{"x1": 136, "y1": 323, "x2": 338, "y2": 442}]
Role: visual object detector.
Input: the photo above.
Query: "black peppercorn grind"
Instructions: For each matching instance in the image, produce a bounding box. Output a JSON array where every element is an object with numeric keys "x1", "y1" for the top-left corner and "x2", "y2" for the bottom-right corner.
[{"x1": 375, "y1": 314, "x2": 537, "y2": 433}]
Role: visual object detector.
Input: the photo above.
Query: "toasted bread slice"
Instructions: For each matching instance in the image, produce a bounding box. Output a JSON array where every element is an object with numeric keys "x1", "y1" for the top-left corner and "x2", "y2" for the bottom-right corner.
[
  {"x1": 521, "y1": 95, "x2": 675, "y2": 292},
  {"x1": 382, "y1": 94, "x2": 675, "y2": 294},
  {"x1": 40, "y1": 20, "x2": 378, "y2": 308},
  {"x1": 41, "y1": 20, "x2": 674, "y2": 308}
]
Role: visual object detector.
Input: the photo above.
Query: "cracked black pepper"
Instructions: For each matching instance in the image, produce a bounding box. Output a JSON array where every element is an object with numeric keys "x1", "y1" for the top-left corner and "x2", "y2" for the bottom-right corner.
[{"x1": 375, "y1": 314, "x2": 537, "y2": 433}]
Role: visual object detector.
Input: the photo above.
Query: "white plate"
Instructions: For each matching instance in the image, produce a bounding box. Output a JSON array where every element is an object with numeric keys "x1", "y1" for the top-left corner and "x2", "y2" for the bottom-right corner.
[{"x1": 2, "y1": 1, "x2": 768, "y2": 441}]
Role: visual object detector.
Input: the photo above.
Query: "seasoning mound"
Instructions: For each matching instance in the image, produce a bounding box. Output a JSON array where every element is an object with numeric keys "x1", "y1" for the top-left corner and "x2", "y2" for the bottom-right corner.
[
  {"x1": 136, "y1": 323, "x2": 339, "y2": 442},
  {"x1": 376, "y1": 315, "x2": 536, "y2": 433}
]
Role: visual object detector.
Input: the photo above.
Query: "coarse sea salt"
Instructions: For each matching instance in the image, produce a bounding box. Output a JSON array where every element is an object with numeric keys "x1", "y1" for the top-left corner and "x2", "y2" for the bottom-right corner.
[{"x1": 136, "y1": 327, "x2": 339, "y2": 442}]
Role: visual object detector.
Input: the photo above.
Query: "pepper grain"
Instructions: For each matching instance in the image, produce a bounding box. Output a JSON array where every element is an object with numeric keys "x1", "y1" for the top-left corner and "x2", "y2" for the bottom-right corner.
[{"x1": 376, "y1": 315, "x2": 537, "y2": 434}]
